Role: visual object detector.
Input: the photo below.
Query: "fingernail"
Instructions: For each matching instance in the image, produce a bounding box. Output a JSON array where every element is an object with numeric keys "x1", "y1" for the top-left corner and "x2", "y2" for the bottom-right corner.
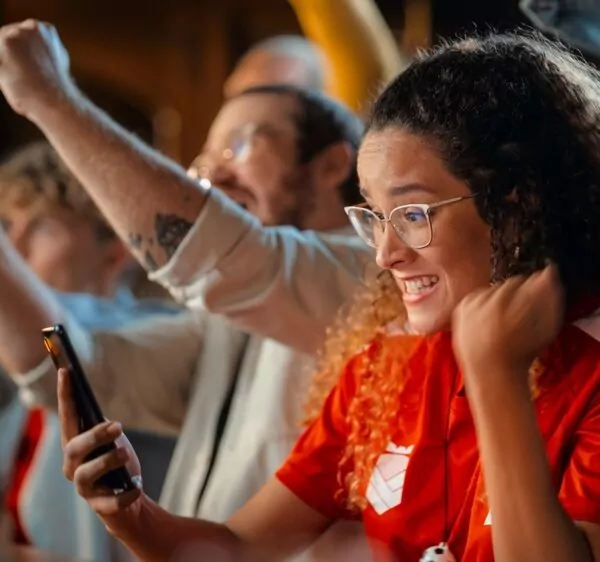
[
  {"x1": 116, "y1": 448, "x2": 129, "y2": 461},
  {"x1": 131, "y1": 475, "x2": 143, "y2": 490},
  {"x1": 106, "y1": 422, "x2": 122, "y2": 437}
]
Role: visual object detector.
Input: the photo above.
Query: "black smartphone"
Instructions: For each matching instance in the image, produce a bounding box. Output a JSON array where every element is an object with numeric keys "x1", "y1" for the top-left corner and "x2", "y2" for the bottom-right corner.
[{"x1": 42, "y1": 323, "x2": 135, "y2": 494}]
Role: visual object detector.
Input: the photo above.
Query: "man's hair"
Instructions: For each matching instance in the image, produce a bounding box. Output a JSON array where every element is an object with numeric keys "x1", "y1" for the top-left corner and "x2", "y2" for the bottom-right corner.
[
  {"x1": 0, "y1": 141, "x2": 115, "y2": 241},
  {"x1": 236, "y1": 84, "x2": 364, "y2": 206}
]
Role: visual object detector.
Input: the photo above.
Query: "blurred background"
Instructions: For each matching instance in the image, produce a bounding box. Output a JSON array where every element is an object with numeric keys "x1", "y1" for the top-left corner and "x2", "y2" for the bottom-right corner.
[{"x1": 0, "y1": 0, "x2": 529, "y2": 166}]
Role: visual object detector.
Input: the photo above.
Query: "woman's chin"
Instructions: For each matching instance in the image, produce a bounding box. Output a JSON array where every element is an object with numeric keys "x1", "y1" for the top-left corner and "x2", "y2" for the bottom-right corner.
[{"x1": 405, "y1": 312, "x2": 451, "y2": 336}]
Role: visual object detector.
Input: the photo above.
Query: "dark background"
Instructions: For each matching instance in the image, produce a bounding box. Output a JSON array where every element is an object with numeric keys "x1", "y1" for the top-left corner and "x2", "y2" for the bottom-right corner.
[{"x1": 0, "y1": 0, "x2": 527, "y2": 164}]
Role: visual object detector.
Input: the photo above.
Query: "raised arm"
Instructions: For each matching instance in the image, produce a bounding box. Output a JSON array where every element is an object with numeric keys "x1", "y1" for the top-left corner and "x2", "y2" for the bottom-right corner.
[
  {"x1": 0, "y1": 227, "x2": 66, "y2": 374},
  {"x1": 454, "y1": 267, "x2": 599, "y2": 561},
  {"x1": 0, "y1": 21, "x2": 371, "y2": 354},
  {"x1": 290, "y1": 0, "x2": 405, "y2": 113},
  {"x1": 0, "y1": 20, "x2": 206, "y2": 273}
]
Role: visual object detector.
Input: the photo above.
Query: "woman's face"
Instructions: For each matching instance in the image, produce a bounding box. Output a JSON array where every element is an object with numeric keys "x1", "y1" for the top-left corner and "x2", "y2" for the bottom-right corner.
[{"x1": 357, "y1": 129, "x2": 492, "y2": 334}]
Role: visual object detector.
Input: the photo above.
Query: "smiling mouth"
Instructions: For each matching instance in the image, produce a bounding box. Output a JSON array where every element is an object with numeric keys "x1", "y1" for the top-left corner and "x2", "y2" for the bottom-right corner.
[{"x1": 400, "y1": 275, "x2": 439, "y2": 302}]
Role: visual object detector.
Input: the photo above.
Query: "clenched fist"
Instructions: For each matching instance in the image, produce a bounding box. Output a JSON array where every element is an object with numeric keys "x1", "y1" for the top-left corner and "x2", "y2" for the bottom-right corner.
[
  {"x1": 452, "y1": 264, "x2": 564, "y2": 390},
  {"x1": 0, "y1": 20, "x2": 74, "y2": 120}
]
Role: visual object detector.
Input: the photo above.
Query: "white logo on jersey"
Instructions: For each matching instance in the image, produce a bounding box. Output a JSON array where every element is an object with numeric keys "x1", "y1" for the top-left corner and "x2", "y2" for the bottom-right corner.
[{"x1": 367, "y1": 443, "x2": 414, "y2": 515}]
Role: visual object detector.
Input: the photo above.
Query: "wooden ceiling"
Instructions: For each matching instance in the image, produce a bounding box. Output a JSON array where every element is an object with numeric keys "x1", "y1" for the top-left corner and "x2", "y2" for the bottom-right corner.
[{"x1": 0, "y1": 0, "x2": 309, "y2": 162}]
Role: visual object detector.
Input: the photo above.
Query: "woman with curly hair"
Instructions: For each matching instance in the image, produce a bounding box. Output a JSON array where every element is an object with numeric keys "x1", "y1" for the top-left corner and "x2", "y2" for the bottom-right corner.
[{"x1": 59, "y1": 31, "x2": 600, "y2": 561}]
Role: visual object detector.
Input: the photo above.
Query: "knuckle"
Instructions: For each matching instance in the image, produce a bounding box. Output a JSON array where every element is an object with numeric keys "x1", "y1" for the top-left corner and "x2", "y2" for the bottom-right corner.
[
  {"x1": 89, "y1": 498, "x2": 111, "y2": 516},
  {"x1": 88, "y1": 425, "x2": 110, "y2": 449},
  {"x1": 0, "y1": 23, "x2": 16, "y2": 35},
  {"x1": 22, "y1": 19, "x2": 40, "y2": 31},
  {"x1": 63, "y1": 440, "x2": 77, "y2": 461},
  {"x1": 3, "y1": 31, "x2": 20, "y2": 45},
  {"x1": 63, "y1": 428, "x2": 106, "y2": 464},
  {"x1": 73, "y1": 471, "x2": 89, "y2": 497},
  {"x1": 62, "y1": 461, "x2": 73, "y2": 481},
  {"x1": 99, "y1": 451, "x2": 118, "y2": 473}
]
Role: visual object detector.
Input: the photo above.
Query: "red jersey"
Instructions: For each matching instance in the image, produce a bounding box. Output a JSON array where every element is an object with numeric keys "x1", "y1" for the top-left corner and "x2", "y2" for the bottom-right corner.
[{"x1": 277, "y1": 312, "x2": 600, "y2": 561}]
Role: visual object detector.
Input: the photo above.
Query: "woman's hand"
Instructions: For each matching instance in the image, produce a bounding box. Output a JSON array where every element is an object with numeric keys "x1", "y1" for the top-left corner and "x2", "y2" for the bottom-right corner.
[
  {"x1": 58, "y1": 368, "x2": 144, "y2": 536},
  {"x1": 452, "y1": 264, "x2": 564, "y2": 391}
]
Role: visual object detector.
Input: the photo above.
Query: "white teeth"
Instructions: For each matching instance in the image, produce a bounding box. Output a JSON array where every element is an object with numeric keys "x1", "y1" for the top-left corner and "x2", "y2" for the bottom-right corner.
[{"x1": 404, "y1": 276, "x2": 439, "y2": 294}]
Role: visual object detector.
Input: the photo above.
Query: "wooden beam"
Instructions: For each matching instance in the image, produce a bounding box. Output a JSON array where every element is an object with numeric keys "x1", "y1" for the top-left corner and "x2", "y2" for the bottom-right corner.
[{"x1": 402, "y1": 0, "x2": 432, "y2": 55}]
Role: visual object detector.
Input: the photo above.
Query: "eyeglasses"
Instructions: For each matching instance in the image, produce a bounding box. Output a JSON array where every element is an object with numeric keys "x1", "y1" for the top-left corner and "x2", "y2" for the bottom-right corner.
[
  {"x1": 187, "y1": 123, "x2": 288, "y2": 181},
  {"x1": 344, "y1": 194, "x2": 477, "y2": 249}
]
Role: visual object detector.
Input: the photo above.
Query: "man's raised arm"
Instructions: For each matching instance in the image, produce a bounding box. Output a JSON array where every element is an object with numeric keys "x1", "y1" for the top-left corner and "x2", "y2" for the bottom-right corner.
[
  {"x1": 0, "y1": 20, "x2": 207, "y2": 272},
  {"x1": 0, "y1": 20, "x2": 373, "y2": 354}
]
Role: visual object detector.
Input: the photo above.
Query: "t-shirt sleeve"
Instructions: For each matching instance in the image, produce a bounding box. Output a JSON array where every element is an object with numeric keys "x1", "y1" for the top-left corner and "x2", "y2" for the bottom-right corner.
[
  {"x1": 559, "y1": 393, "x2": 600, "y2": 524},
  {"x1": 276, "y1": 356, "x2": 362, "y2": 522}
]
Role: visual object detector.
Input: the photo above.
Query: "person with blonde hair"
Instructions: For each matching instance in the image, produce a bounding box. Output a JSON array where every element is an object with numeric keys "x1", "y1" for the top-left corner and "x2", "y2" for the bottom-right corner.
[{"x1": 0, "y1": 142, "x2": 176, "y2": 560}]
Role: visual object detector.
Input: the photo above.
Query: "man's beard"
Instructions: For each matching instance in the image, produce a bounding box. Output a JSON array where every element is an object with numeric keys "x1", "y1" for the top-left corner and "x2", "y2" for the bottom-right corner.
[{"x1": 272, "y1": 170, "x2": 317, "y2": 229}]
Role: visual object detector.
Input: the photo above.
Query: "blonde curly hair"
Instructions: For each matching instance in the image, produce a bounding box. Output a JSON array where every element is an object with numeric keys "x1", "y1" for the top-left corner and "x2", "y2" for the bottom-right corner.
[
  {"x1": 0, "y1": 141, "x2": 115, "y2": 241},
  {"x1": 303, "y1": 268, "x2": 418, "y2": 511}
]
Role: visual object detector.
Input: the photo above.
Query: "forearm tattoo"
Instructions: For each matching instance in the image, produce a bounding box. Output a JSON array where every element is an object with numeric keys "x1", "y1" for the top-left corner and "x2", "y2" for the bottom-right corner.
[
  {"x1": 126, "y1": 213, "x2": 193, "y2": 272},
  {"x1": 154, "y1": 213, "x2": 194, "y2": 259}
]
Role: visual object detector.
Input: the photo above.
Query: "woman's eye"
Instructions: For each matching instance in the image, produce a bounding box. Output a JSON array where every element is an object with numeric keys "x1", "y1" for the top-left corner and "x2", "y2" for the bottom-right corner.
[{"x1": 402, "y1": 208, "x2": 427, "y2": 223}]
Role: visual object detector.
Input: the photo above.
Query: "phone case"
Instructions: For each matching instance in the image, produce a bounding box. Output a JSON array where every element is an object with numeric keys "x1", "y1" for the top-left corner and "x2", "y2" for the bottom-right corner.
[{"x1": 42, "y1": 324, "x2": 136, "y2": 494}]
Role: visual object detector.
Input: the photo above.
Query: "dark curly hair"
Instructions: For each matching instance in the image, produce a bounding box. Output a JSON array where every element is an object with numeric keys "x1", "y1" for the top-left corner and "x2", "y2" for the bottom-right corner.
[
  {"x1": 368, "y1": 30, "x2": 600, "y2": 304},
  {"x1": 305, "y1": 30, "x2": 600, "y2": 511}
]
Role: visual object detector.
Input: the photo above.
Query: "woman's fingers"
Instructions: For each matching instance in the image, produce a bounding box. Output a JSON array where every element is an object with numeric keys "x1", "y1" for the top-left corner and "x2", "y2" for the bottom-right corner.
[
  {"x1": 73, "y1": 446, "x2": 130, "y2": 498},
  {"x1": 63, "y1": 419, "x2": 123, "y2": 481}
]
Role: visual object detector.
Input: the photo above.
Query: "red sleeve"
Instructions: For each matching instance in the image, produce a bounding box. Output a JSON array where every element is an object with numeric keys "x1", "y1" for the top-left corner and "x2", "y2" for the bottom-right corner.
[
  {"x1": 559, "y1": 394, "x2": 600, "y2": 524},
  {"x1": 276, "y1": 355, "x2": 361, "y2": 521}
]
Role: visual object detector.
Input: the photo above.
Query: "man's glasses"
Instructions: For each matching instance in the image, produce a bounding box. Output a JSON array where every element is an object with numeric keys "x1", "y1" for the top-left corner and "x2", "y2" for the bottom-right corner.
[
  {"x1": 344, "y1": 194, "x2": 477, "y2": 249},
  {"x1": 187, "y1": 123, "x2": 287, "y2": 181}
]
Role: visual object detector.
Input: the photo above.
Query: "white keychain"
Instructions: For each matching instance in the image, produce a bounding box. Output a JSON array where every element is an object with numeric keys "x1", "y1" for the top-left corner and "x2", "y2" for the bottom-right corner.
[{"x1": 420, "y1": 542, "x2": 457, "y2": 562}]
